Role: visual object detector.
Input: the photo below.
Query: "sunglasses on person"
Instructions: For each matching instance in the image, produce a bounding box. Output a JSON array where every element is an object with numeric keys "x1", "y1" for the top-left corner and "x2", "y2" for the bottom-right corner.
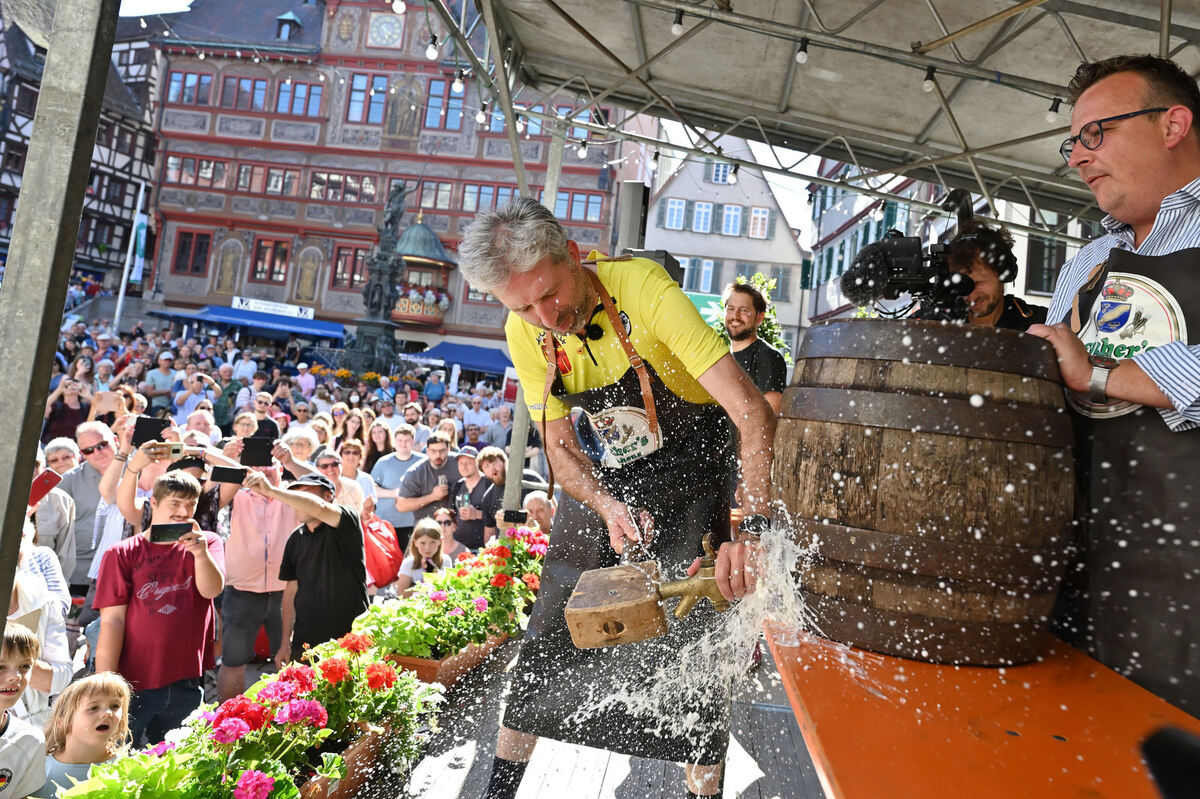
[
  {"x1": 437, "y1": 519, "x2": 454, "y2": 527},
  {"x1": 333, "y1": 410, "x2": 346, "y2": 416},
  {"x1": 316, "y1": 461, "x2": 340, "y2": 471},
  {"x1": 79, "y1": 441, "x2": 110, "y2": 456},
  {"x1": 1059, "y1": 107, "x2": 1167, "y2": 163}
]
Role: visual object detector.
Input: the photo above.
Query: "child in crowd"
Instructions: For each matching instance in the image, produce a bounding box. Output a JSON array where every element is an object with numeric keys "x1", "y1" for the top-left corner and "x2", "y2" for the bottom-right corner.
[
  {"x1": 34, "y1": 674, "x2": 131, "y2": 799},
  {"x1": 393, "y1": 518, "x2": 453, "y2": 591},
  {"x1": 0, "y1": 623, "x2": 47, "y2": 798}
]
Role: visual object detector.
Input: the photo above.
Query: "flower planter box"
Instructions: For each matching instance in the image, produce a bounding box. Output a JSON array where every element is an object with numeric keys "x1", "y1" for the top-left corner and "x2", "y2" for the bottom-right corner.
[
  {"x1": 300, "y1": 724, "x2": 385, "y2": 799},
  {"x1": 386, "y1": 633, "x2": 509, "y2": 688}
]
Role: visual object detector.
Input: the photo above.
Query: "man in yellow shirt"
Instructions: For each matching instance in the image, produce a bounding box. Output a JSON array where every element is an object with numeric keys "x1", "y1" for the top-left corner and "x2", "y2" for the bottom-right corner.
[{"x1": 460, "y1": 197, "x2": 775, "y2": 799}]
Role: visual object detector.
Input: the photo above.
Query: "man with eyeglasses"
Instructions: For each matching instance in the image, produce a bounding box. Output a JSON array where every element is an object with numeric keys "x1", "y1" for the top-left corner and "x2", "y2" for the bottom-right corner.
[
  {"x1": 1027, "y1": 54, "x2": 1200, "y2": 715},
  {"x1": 391, "y1": 431, "x2": 459, "y2": 550},
  {"x1": 57, "y1": 422, "x2": 116, "y2": 591}
]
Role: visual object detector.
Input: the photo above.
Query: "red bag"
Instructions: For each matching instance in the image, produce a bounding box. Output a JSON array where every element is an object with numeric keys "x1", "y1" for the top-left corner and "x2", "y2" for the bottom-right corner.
[{"x1": 363, "y1": 516, "x2": 403, "y2": 587}]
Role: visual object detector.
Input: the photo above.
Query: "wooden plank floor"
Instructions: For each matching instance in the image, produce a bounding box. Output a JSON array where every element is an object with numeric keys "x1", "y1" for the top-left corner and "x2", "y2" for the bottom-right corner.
[{"x1": 405, "y1": 637, "x2": 824, "y2": 799}]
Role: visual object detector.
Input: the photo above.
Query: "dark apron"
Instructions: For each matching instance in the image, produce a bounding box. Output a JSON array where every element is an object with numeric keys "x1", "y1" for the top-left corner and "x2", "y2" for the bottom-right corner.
[
  {"x1": 1052, "y1": 246, "x2": 1200, "y2": 714},
  {"x1": 502, "y1": 355, "x2": 736, "y2": 764}
]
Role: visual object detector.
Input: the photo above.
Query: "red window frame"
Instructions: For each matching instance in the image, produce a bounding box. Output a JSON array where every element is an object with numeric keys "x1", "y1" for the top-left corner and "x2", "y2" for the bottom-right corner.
[
  {"x1": 171, "y1": 230, "x2": 212, "y2": 276},
  {"x1": 220, "y1": 75, "x2": 268, "y2": 112},
  {"x1": 250, "y1": 237, "x2": 290, "y2": 283},
  {"x1": 330, "y1": 245, "x2": 369, "y2": 290}
]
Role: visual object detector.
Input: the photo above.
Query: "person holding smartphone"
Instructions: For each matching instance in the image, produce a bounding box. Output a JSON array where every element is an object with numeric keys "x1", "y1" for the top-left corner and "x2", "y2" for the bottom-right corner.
[{"x1": 93, "y1": 471, "x2": 225, "y2": 746}]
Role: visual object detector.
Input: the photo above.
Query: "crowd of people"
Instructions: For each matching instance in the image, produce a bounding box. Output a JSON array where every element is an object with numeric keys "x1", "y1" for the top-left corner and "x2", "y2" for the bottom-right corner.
[{"x1": 8, "y1": 316, "x2": 556, "y2": 796}]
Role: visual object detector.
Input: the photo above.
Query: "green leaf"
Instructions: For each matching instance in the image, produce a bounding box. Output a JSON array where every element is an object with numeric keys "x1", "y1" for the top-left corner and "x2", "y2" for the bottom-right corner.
[{"x1": 316, "y1": 752, "x2": 346, "y2": 781}]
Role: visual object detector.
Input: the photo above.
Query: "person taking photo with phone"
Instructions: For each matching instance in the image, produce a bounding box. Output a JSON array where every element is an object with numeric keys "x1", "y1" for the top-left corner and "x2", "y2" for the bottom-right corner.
[{"x1": 92, "y1": 470, "x2": 225, "y2": 746}]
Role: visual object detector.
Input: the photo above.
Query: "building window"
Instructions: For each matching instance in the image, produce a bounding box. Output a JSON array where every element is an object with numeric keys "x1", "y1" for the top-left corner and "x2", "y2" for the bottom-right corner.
[
  {"x1": 665, "y1": 198, "x2": 685, "y2": 230},
  {"x1": 166, "y1": 71, "x2": 213, "y2": 105},
  {"x1": 748, "y1": 207, "x2": 770, "y2": 238},
  {"x1": 466, "y1": 284, "x2": 499, "y2": 304},
  {"x1": 462, "y1": 182, "x2": 518, "y2": 213},
  {"x1": 693, "y1": 202, "x2": 712, "y2": 233},
  {"x1": 556, "y1": 105, "x2": 599, "y2": 138},
  {"x1": 308, "y1": 171, "x2": 378, "y2": 203},
  {"x1": 220, "y1": 76, "x2": 268, "y2": 111},
  {"x1": 423, "y1": 77, "x2": 464, "y2": 131},
  {"x1": 346, "y1": 74, "x2": 388, "y2": 124},
  {"x1": 419, "y1": 181, "x2": 453, "y2": 210},
  {"x1": 514, "y1": 104, "x2": 544, "y2": 135},
  {"x1": 3, "y1": 143, "x2": 27, "y2": 174},
  {"x1": 331, "y1": 246, "x2": 368, "y2": 289},
  {"x1": 252, "y1": 238, "x2": 290, "y2": 283},
  {"x1": 103, "y1": 176, "x2": 126, "y2": 204},
  {"x1": 1027, "y1": 236, "x2": 1066, "y2": 294},
  {"x1": 736, "y1": 262, "x2": 755, "y2": 281},
  {"x1": 711, "y1": 162, "x2": 731, "y2": 184},
  {"x1": 166, "y1": 156, "x2": 230, "y2": 189},
  {"x1": 770, "y1": 265, "x2": 791, "y2": 301},
  {"x1": 14, "y1": 85, "x2": 37, "y2": 116},
  {"x1": 276, "y1": 81, "x2": 323, "y2": 116},
  {"x1": 277, "y1": 20, "x2": 297, "y2": 40},
  {"x1": 722, "y1": 205, "x2": 742, "y2": 235},
  {"x1": 115, "y1": 128, "x2": 134, "y2": 155},
  {"x1": 172, "y1": 231, "x2": 211, "y2": 276},
  {"x1": 487, "y1": 107, "x2": 506, "y2": 132}
]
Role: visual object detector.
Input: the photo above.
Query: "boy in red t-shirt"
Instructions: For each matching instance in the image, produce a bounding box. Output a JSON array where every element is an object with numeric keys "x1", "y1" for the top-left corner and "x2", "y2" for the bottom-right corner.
[{"x1": 94, "y1": 470, "x2": 225, "y2": 746}]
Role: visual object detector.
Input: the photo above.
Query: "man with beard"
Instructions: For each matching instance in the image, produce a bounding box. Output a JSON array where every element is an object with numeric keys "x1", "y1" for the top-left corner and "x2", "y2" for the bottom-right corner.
[
  {"x1": 392, "y1": 431, "x2": 459, "y2": 534},
  {"x1": 723, "y1": 282, "x2": 787, "y2": 414},
  {"x1": 942, "y1": 220, "x2": 1047, "y2": 331}
]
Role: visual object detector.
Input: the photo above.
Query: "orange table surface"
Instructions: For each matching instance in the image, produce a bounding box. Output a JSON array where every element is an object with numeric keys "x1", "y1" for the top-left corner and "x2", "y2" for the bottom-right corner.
[{"x1": 764, "y1": 627, "x2": 1200, "y2": 799}]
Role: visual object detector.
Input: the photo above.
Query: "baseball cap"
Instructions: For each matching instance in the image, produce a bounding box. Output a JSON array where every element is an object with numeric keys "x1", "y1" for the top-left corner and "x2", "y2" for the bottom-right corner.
[
  {"x1": 96, "y1": 332, "x2": 112, "y2": 341},
  {"x1": 287, "y1": 473, "x2": 336, "y2": 493},
  {"x1": 158, "y1": 350, "x2": 175, "y2": 361},
  {"x1": 456, "y1": 445, "x2": 480, "y2": 459},
  {"x1": 297, "y1": 362, "x2": 309, "y2": 370}
]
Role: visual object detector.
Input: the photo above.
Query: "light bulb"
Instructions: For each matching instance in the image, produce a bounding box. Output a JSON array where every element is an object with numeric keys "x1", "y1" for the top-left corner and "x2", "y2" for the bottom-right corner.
[
  {"x1": 515, "y1": 115, "x2": 526, "y2": 133},
  {"x1": 139, "y1": 17, "x2": 147, "y2": 29},
  {"x1": 795, "y1": 38, "x2": 809, "y2": 65},
  {"x1": 647, "y1": 151, "x2": 659, "y2": 172},
  {"x1": 235, "y1": 50, "x2": 242, "y2": 58},
  {"x1": 198, "y1": 52, "x2": 205, "y2": 60},
  {"x1": 318, "y1": 73, "x2": 325, "y2": 82},
  {"x1": 670, "y1": 9, "x2": 684, "y2": 36},
  {"x1": 475, "y1": 105, "x2": 488, "y2": 124},
  {"x1": 577, "y1": 141, "x2": 588, "y2": 159},
  {"x1": 451, "y1": 70, "x2": 464, "y2": 94},
  {"x1": 285, "y1": 76, "x2": 292, "y2": 85},
  {"x1": 728, "y1": 165, "x2": 739, "y2": 184},
  {"x1": 392, "y1": 0, "x2": 406, "y2": 13},
  {"x1": 1045, "y1": 97, "x2": 1062, "y2": 124},
  {"x1": 253, "y1": 56, "x2": 260, "y2": 63},
  {"x1": 922, "y1": 67, "x2": 936, "y2": 93},
  {"x1": 425, "y1": 34, "x2": 440, "y2": 61}
]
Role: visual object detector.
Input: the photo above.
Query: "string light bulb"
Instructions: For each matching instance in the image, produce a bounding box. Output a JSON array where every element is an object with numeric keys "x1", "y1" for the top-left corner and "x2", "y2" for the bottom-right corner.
[
  {"x1": 577, "y1": 140, "x2": 589, "y2": 159},
  {"x1": 198, "y1": 51, "x2": 205, "y2": 60},
  {"x1": 515, "y1": 115, "x2": 526, "y2": 134},
  {"x1": 425, "y1": 33, "x2": 440, "y2": 61},
  {"x1": 475, "y1": 102, "x2": 489, "y2": 124},
  {"x1": 391, "y1": 0, "x2": 406, "y2": 13},
  {"x1": 728, "y1": 164, "x2": 739, "y2": 184},
  {"x1": 253, "y1": 55, "x2": 260, "y2": 63},
  {"x1": 795, "y1": 38, "x2": 809, "y2": 65},
  {"x1": 922, "y1": 67, "x2": 936, "y2": 93},
  {"x1": 139, "y1": 17, "x2": 147, "y2": 29},
  {"x1": 647, "y1": 150, "x2": 660, "y2": 172},
  {"x1": 452, "y1": 69, "x2": 465, "y2": 94},
  {"x1": 1046, "y1": 97, "x2": 1062, "y2": 123},
  {"x1": 670, "y1": 9, "x2": 684, "y2": 36}
]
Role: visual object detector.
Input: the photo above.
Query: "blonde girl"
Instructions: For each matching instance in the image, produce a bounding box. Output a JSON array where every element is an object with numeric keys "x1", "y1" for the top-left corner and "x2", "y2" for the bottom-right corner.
[
  {"x1": 37, "y1": 673, "x2": 132, "y2": 799},
  {"x1": 393, "y1": 517, "x2": 452, "y2": 591}
]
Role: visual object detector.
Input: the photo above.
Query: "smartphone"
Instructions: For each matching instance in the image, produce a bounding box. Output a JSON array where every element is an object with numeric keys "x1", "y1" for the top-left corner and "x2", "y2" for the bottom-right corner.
[
  {"x1": 210, "y1": 465, "x2": 249, "y2": 484},
  {"x1": 132, "y1": 415, "x2": 170, "y2": 447},
  {"x1": 28, "y1": 470, "x2": 62, "y2": 506},
  {"x1": 502, "y1": 509, "x2": 528, "y2": 524},
  {"x1": 149, "y1": 523, "x2": 191, "y2": 543},
  {"x1": 240, "y1": 437, "x2": 275, "y2": 467}
]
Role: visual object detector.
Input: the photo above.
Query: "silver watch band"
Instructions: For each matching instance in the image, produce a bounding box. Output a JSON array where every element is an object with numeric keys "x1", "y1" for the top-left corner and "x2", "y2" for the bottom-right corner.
[{"x1": 1089, "y1": 364, "x2": 1113, "y2": 404}]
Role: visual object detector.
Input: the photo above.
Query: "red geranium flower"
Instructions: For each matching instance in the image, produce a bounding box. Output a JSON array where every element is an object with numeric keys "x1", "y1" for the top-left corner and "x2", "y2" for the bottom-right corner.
[
  {"x1": 490, "y1": 573, "x2": 513, "y2": 587},
  {"x1": 486, "y1": 545, "x2": 512, "y2": 559},
  {"x1": 522, "y1": 573, "x2": 540, "y2": 591},
  {"x1": 365, "y1": 662, "x2": 398, "y2": 691},
  {"x1": 318, "y1": 657, "x2": 352, "y2": 685},
  {"x1": 493, "y1": 558, "x2": 508, "y2": 568},
  {"x1": 278, "y1": 664, "x2": 316, "y2": 694},
  {"x1": 456, "y1": 568, "x2": 470, "y2": 577},
  {"x1": 213, "y1": 695, "x2": 270, "y2": 732},
  {"x1": 337, "y1": 632, "x2": 374, "y2": 654},
  {"x1": 456, "y1": 552, "x2": 473, "y2": 562}
]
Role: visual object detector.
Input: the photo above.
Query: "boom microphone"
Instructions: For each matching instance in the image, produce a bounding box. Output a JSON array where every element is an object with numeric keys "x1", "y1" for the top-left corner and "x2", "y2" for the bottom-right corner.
[{"x1": 840, "y1": 244, "x2": 891, "y2": 307}]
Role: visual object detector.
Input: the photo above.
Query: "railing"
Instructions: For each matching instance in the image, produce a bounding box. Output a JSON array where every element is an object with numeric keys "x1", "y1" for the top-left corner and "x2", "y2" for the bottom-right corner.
[{"x1": 391, "y1": 295, "x2": 448, "y2": 325}]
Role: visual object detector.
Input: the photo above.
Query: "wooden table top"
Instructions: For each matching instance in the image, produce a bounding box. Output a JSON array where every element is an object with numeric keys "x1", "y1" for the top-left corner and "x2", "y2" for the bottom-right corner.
[{"x1": 764, "y1": 627, "x2": 1200, "y2": 799}]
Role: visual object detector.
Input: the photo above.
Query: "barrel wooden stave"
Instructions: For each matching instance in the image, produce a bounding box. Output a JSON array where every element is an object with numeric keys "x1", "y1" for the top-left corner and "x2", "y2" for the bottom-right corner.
[{"x1": 774, "y1": 319, "x2": 1074, "y2": 666}]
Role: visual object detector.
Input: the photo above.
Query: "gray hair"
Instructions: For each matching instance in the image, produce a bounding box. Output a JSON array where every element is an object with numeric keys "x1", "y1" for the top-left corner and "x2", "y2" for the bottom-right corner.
[
  {"x1": 458, "y1": 197, "x2": 570, "y2": 293},
  {"x1": 282, "y1": 428, "x2": 319, "y2": 450},
  {"x1": 44, "y1": 438, "x2": 79, "y2": 459}
]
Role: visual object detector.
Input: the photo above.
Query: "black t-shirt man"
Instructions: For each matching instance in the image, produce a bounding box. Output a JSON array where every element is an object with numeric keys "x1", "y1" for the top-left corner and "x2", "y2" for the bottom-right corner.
[
  {"x1": 278, "y1": 505, "x2": 368, "y2": 651},
  {"x1": 451, "y1": 476, "x2": 494, "y2": 550},
  {"x1": 732, "y1": 338, "x2": 787, "y2": 396}
]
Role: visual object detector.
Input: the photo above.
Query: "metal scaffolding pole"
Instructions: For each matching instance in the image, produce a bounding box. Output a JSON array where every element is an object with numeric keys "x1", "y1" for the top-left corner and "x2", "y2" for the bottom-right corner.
[{"x1": 913, "y1": 0, "x2": 1050, "y2": 55}]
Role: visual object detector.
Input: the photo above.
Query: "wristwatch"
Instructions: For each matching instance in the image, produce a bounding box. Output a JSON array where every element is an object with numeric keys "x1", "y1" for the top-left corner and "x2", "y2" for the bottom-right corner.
[
  {"x1": 1088, "y1": 354, "x2": 1119, "y2": 404},
  {"x1": 739, "y1": 513, "x2": 770, "y2": 539}
]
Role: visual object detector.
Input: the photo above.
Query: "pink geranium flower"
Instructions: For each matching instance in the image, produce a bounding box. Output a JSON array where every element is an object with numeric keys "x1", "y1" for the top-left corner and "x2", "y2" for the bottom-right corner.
[
  {"x1": 448, "y1": 607, "x2": 464, "y2": 616},
  {"x1": 234, "y1": 769, "x2": 275, "y2": 799},
  {"x1": 274, "y1": 698, "x2": 329, "y2": 728},
  {"x1": 430, "y1": 590, "x2": 449, "y2": 601},
  {"x1": 473, "y1": 597, "x2": 489, "y2": 612},
  {"x1": 257, "y1": 680, "x2": 297, "y2": 704},
  {"x1": 142, "y1": 740, "x2": 176, "y2": 757},
  {"x1": 211, "y1": 717, "x2": 251, "y2": 744}
]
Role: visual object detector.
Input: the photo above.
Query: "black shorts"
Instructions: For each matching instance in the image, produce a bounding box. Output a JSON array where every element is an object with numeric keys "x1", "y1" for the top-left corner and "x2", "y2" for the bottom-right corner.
[{"x1": 220, "y1": 586, "x2": 282, "y2": 667}]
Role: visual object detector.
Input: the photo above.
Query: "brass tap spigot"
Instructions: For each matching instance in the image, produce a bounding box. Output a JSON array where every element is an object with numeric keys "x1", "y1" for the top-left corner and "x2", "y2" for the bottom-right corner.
[{"x1": 658, "y1": 534, "x2": 731, "y2": 619}]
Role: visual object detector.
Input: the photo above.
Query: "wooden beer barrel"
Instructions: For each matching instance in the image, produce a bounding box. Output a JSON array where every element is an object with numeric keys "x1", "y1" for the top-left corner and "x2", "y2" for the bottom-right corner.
[{"x1": 773, "y1": 319, "x2": 1074, "y2": 665}]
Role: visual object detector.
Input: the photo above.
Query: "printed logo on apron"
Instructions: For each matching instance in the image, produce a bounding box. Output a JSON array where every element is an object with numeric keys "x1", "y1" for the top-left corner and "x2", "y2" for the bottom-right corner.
[
  {"x1": 1068, "y1": 271, "x2": 1188, "y2": 419},
  {"x1": 585, "y1": 405, "x2": 663, "y2": 468}
]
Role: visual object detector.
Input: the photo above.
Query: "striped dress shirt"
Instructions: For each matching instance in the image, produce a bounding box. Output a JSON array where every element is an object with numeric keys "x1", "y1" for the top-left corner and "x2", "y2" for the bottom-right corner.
[{"x1": 1046, "y1": 175, "x2": 1200, "y2": 431}]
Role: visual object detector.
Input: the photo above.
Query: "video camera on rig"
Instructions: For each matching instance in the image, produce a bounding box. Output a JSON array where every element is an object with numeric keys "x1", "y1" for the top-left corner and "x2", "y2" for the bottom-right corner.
[{"x1": 839, "y1": 230, "x2": 974, "y2": 321}]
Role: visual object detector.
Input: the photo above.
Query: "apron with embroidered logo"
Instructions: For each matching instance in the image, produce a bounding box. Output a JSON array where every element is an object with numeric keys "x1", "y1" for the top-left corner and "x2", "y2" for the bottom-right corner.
[
  {"x1": 1052, "y1": 246, "x2": 1200, "y2": 713},
  {"x1": 500, "y1": 271, "x2": 736, "y2": 765}
]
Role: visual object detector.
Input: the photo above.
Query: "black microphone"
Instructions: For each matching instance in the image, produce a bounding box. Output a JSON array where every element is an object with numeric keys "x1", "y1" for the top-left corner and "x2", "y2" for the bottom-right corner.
[
  {"x1": 840, "y1": 242, "x2": 891, "y2": 307},
  {"x1": 577, "y1": 303, "x2": 606, "y2": 342}
]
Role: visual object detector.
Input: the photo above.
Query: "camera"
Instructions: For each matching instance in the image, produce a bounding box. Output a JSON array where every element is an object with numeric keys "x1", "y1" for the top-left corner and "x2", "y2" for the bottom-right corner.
[{"x1": 840, "y1": 230, "x2": 974, "y2": 321}]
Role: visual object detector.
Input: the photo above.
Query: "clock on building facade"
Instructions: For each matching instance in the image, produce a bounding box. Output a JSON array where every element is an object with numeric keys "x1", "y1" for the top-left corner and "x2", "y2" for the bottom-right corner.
[{"x1": 367, "y1": 12, "x2": 404, "y2": 48}]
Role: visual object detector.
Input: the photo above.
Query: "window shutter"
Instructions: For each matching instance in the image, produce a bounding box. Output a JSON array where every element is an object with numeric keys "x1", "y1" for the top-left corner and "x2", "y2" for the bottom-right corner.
[
  {"x1": 740, "y1": 206, "x2": 750, "y2": 236},
  {"x1": 767, "y1": 209, "x2": 777, "y2": 239},
  {"x1": 712, "y1": 203, "x2": 724, "y2": 234},
  {"x1": 800, "y1": 258, "x2": 813, "y2": 290},
  {"x1": 711, "y1": 259, "x2": 723, "y2": 290},
  {"x1": 656, "y1": 200, "x2": 666, "y2": 228},
  {"x1": 703, "y1": 159, "x2": 713, "y2": 183},
  {"x1": 883, "y1": 200, "x2": 897, "y2": 231},
  {"x1": 683, "y1": 200, "x2": 694, "y2": 230}
]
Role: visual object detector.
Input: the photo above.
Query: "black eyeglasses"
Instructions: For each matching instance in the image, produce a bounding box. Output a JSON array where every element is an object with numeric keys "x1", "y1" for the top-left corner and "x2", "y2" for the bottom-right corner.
[
  {"x1": 438, "y1": 519, "x2": 454, "y2": 527},
  {"x1": 1059, "y1": 107, "x2": 1167, "y2": 163},
  {"x1": 79, "y1": 442, "x2": 110, "y2": 456}
]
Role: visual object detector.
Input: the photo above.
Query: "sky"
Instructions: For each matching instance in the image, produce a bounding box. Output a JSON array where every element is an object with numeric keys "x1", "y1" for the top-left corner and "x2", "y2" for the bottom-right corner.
[{"x1": 119, "y1": 0, "x2": 192, "y2": 16}]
